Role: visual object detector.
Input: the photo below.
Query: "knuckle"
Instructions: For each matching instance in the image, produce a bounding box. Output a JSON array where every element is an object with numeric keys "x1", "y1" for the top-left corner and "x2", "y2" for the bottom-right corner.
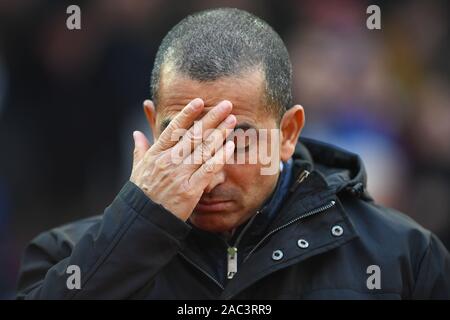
[
  {"x1": 186, "y1": 129, "x2": 202, "y2": 144},
  {"x1": 201, "y1": 140, "x2": 212, "y2": 157},
  {"x1": 183, "y1": 105, "x2": 193, "y2": 115},
  {"x1": 168, "y1": 118, "x2": 181, "y2": 131},
  {"x1": 156, "y1": 137, "x2": 170, "y2": 149},
  {"x1": 208, "y1": 110, "x2": 220, "y2": 122},
  {"x1": 203, "y1": 161, "x2": 215, "y2": 174},
  {"x1": 171, "y1": 128, "x2": 185, "y2": 143},
  {"x1": 133, "y1": 148, "x2": 140, "y2": 159},
  {"x1": 181, "y1": 180, "x2": 196, "y2": 198},
  {"x1": 154, "y1": 156, "x2": 172, "y2": 171}
]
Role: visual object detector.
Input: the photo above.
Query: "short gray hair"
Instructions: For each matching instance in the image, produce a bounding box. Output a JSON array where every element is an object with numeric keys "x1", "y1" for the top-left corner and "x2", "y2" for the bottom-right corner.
[{"x1": 150, "y1": 8, "x2": 293, "y2": 119}]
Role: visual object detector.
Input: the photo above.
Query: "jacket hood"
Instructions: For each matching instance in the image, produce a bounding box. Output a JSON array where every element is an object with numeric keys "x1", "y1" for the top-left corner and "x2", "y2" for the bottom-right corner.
[{"x1": 294, "y1": 137, "x2": 371, "y2": 200}]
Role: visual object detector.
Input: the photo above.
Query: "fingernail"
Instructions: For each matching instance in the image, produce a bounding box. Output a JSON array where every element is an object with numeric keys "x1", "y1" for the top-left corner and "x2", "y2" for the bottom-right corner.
[
  {"x1": 225, "y1": 114, "x2": 236, "y2": 124},
  {"x1": 190, "y1": 98, "x2": 203, "y2": 111},
  {"x1": 219, "y1": 100, "x2": 232, "y2": 111}
]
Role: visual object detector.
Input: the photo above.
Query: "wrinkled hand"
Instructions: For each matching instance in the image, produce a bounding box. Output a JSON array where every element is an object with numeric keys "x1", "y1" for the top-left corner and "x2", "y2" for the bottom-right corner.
[{"x1": 130, "y1": 98, "x2": 236, "y2": 221}]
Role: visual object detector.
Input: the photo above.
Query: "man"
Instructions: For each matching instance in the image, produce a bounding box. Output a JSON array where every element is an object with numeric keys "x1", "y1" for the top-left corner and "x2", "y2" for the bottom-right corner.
[{"x1": 17, "y1": 8, "x2": 450, "y2": 299}]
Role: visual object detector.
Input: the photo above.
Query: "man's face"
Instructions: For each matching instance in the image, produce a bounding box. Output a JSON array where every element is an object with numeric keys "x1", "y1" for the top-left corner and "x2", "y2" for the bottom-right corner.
[{"x1": 146, "y1": 68, "x2": 301, "y2": 233}]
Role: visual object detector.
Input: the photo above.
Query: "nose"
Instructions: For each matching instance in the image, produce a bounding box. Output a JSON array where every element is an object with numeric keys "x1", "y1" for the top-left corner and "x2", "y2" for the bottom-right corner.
[{"x1": 204, "y1": 170, "x2": 226, "y2": 193}]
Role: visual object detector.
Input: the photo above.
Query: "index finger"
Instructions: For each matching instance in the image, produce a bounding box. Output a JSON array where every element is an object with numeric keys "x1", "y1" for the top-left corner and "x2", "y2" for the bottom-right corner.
[{"x1": 152, "y1": 98, "x2": 204, "y2": 152}]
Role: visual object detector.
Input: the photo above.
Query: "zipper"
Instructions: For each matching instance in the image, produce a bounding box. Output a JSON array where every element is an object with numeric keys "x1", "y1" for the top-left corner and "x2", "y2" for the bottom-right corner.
[
  {"x1": 226, "y1": 209, "x2": 261, "y2": 279},
  {"x1": 178, "y1": 200, "x2": 336, "y2": 292},
  {"x1": 178, "y1": 212, "x2": 261, "y2": 287},
  {"x1": 243, "y1": 199, "x2": 336, "y2": 263},
  {"x1": 227, "y1": 247, "x2": 238, "y2": 279},
  {"x1": 179, "y1": 252, "x2": 224, "y2": 290},
  {"x1": 289, "y1": 169, "x2": 310, "y2": 192},
  {"x1": 227, "y1": 169, "x2": 311, "y2": 278}
]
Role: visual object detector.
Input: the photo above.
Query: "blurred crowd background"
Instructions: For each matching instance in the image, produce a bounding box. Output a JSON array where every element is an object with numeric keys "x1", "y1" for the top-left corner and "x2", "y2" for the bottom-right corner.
[{"x1": 0, "y1": 0, "x2": 449, "y2": 298}]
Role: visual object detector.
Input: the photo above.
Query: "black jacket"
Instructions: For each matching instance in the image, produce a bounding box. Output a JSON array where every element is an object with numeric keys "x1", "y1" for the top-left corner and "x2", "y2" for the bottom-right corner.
[{"x1": 16, "y1": 138, "x2": 450, "y2": 299}]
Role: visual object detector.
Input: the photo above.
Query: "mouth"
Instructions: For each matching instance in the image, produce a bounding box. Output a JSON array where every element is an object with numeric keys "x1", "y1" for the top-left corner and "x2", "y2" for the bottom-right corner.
[{"x1": 195, "y1": 199, "x2": 233, "y2": 213}]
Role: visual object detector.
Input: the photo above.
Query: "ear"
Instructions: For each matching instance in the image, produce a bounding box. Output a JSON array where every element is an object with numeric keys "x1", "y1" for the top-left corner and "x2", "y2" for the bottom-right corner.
[
  {"x1": 143, "y1": 100, "x2": 158, "y2": 138},
  {"x1": 279, "y1": 105, "x2": 305, "y2": 162}
]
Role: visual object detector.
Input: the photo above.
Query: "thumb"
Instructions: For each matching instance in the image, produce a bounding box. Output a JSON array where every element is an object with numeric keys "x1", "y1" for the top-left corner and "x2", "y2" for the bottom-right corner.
[{"x1": 133, "y1": 130, "x2": 151, "y2": 166}]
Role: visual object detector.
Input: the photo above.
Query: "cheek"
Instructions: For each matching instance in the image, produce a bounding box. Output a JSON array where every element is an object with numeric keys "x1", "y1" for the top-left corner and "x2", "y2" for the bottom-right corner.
[
  {"x1": 226, "y1": 164, "x2": 261, "y2": 189},
  {"x1": 225, "y1": 164, "x2": 277, "y2": 198}
]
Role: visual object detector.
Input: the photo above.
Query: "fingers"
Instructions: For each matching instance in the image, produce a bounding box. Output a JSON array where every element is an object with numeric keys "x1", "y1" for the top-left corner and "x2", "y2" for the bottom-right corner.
[
  {"x1": 133, "y1": 131, "x2": 151, "y2": 166},
  {"x1": 174, "y1": 100, "x2": 233, "y2": 158},
  {"x1": 188, "y1": 140, "x2": 235, "y2": 190},
  {"x1": 152, "y1": 98, "x2": 204, "y2": 153},
  {"x1": 185, "y1": 114, "x2": 236, "y2": 164}
]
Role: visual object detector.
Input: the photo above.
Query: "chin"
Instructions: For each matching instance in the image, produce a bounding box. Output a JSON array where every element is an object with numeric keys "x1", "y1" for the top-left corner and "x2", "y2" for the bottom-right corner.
[{"x1": 189, "y1": 212, "x2": 236, "y2": 233}]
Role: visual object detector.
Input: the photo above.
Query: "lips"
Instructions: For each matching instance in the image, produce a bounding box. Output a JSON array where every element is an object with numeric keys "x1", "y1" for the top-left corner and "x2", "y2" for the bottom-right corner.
[{"x1": 195, "y1": 198, "x2": 232, "y2": 213}]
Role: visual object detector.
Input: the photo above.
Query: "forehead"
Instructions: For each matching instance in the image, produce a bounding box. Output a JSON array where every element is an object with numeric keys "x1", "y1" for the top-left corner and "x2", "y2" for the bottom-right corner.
[{"x1": 156, "y1": 68, "x2": 270, "y2": 126}]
